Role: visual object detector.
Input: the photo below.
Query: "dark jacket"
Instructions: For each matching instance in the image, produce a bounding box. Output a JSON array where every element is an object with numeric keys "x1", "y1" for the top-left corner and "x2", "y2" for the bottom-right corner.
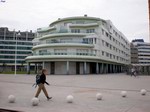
[{"x1": 40, "y1": 73, "x2": 49, "y2": 85}]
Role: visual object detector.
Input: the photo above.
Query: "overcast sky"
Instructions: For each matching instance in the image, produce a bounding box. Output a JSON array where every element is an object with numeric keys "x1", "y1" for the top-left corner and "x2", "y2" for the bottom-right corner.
[{"x1": 0, "y1": 0, "x2": 149, "y2": 42}]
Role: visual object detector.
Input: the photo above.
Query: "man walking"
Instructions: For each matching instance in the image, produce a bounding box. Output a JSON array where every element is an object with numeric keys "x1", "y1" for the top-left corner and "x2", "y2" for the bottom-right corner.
[{"x1": 35, "y1": 69, "x2": 52, "y2": 100}]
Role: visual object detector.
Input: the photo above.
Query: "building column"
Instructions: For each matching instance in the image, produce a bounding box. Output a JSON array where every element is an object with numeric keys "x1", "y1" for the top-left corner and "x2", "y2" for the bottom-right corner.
[
  {"x1": 112, "y1": 64, "x2": 115, "y2": 73},
  {"x1": 101, "y1": 63, "x2": 103, "y2": 74},
  {"x1": 108, "y1": 64, "x2": 110, "y2": 73},
  {"x1": 84, "y1": 62, "x2": 87, "y2": 74},
  {"x1": 117, "y1": 65, "x2": 119, "y2": 73},
  {"x1": 104, "y1": 64, "x2": 106, "y2": 74},
  {"x1": 34, "y1": 63, "x2": 37, "y2": 74},
  {"x1": 119, "y1": 65, "x2": 121, "y2": 73},
  {"x1": 110, "y1": 64, "x2": 112, "y2": 73},
  {"x1": 121, "y1": 65, "x2": 123, "y2": 73},
  {"x1": 106, "y1": 64, "x2": 108, "y2": 73},
  {"x1": 116, "y1": 65, "x2": 118, "y2": 73},
  {"x1": 96, "y1": 62, "x2": 99, "y2": 74},
  {"x1": 66, "y1": 61, "x2": 69, "y2": 75},
  {"x1": 42, "y1": 61, "x2": 45, "y2": 69},
  {"x1": 37, "y1": 63, "x2": 39, "y2": 72},
  {"x1": 27, "y1": 62, "x2": 30, "y2": 74}
]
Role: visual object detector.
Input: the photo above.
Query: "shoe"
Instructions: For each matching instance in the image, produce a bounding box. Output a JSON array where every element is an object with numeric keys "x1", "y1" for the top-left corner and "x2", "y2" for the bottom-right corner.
[{"x1": 47, "y1": 96, "x2": 52, "y2": 101}]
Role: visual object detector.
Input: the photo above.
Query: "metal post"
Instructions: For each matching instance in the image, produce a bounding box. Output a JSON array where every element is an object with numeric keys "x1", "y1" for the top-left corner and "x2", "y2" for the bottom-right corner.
[
  {"x1": 14, "y1": 33, "x2": 21, "y2": 76},
  {"x1": 14, "y1": 34, "x2": 17, "y2": 75}
]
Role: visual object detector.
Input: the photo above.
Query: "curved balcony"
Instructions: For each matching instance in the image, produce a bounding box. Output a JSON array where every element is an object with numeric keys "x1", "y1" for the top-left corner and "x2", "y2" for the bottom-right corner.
[
  {"x1": 39, "y1": 33, "x2": 86, "y2": 40},
  {"x1": 32, "y1": 43, "x2": 94, "y2": 50},
  {"x1": 37, "y1": 26, "x2": 56, "y2": 33},
  {"x1": 25, "y1": 52, "x2": 98, "y2": 62}
]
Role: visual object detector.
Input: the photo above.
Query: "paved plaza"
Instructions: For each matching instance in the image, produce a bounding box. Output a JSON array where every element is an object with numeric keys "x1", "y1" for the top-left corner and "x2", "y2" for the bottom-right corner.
[{"x1": 0, "y1": 73, "x2": 150, "y2": 112}]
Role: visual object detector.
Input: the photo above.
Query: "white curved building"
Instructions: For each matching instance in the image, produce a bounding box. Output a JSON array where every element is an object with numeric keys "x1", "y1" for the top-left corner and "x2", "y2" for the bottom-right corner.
[{"x1": 25, "y1": 16, "x2": 130, "y2": 75}]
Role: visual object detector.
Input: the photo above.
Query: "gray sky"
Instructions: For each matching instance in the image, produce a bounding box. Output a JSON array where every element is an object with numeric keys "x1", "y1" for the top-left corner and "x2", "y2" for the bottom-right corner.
[{"x1": 0, "y1": 0, "x2": 149, "y2": 42}]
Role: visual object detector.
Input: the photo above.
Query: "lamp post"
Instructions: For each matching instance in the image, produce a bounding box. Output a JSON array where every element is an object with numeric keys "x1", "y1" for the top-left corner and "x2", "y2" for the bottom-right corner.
[{"x1": 14, "y1": 32, "x2": 21, "y2": 76}]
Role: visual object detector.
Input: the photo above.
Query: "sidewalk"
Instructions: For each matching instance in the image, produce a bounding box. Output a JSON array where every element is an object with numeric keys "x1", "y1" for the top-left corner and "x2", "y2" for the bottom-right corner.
[{"x1": 0, "y1": 74, "x2": 150, "y2": 112}]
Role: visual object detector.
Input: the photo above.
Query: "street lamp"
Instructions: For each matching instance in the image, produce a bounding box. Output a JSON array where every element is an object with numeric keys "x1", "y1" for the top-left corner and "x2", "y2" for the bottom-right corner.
[{"x1": 14, "y1": 32, "x2": 21, "y2": 76}]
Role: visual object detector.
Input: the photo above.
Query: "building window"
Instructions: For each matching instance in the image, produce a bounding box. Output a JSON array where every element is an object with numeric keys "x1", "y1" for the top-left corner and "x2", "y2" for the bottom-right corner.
[
  {"x1": 109, "y1": 35, "x2": 112, "y2": 40},
  {"x1": 94, "y1": 38, "x2": 97, "y2": 44},
  {"x1": 89, "y1": 38, "x2": 93, "y2": 44},
  {"x1": 115, "y1": 32, "x2": 117, "y2": 36},
  {"x1": 83, "y1": 38, "x2": 88, "y2": 44},
  {"x1": 113, "y1": 46, "x2": 115, "y2": 50},
  {"x1": 39, "y1": 50, "x2": 47, "y2": 55},
  {"x1": 116, "y1": 56, "x2": 119, "y2": 60},
  {"x1": 76, "y1": 49, "x2": 88, "y2": 55},
  {"x1": 102, "y1": 51, "x2": 104, "y2": 56},
  {"x1": 102, "y1": 29, "x2": 105, "y2": 35},
  {"x1": 71, "y1": 29, "x2": 80, "y2": 33},
  {"x1": 102, "y1": 40, "x2": 104, "y2": 46},
  {"x1": 106, "y1": 52, "x2": 109, "y2": 57},
  {"x1": 113, "y1": 38, "x2": 115, "y2": 42},
  {"x1": 54, "y1": 49, "x2": 67, "y2": 55},
  {"x1": 116, "y1": 48, "x2": 118, "y2": 52},
  {"x1": 105, "y1": 32, "x2": 109, "y2": 37},
  {"x1": 86, "y1": 29, "x2": 95, "y2": 33},
  {"x1": 113, "y1": 55, "x2": 115, "y2": 59},
  {"x1": 106, "y1": 42, "x2": 109, "y2": 47},
  {"x1": 110, "y1": 54, "x2": 112, "y2": 59},
  {"x1": 110, "y1": 25, "x2": 112, "y2": 29},
  {"x1": 110, "y1": 45, "x2": 112, "y2": 50}
]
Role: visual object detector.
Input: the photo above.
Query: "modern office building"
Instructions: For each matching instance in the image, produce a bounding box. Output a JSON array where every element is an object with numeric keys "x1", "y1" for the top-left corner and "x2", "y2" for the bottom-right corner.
[
  {"x1": 25, "y1": 15, "x2": 130, "y2": 75},
  {"x1": 0, "y1": 27, "x2": 34, "y2": 72},
  {"x1": 130, "y1": 43, "x2": 138, "y2": 64},
  {"x1": 131, "y1": 39, "x2": 150, "y2": 64},
  {"x1": 130, "y1": 39, "x2": 150, "y2": 75}
]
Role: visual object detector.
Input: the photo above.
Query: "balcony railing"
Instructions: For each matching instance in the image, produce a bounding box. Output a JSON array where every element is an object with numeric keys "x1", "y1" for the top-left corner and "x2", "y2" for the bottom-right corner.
[
  {"x1": 37, "y1": 30, "x2": 69, "y2": 38},
  {"x1": 46, "y1": 40, "x2": 92, "y2": 44},
  {"x1": 33, "y1": 52, "x2": 97, "y2": 56},
  {"x1": 34, "y1": 41, "x2": 93, "y2": 46}
]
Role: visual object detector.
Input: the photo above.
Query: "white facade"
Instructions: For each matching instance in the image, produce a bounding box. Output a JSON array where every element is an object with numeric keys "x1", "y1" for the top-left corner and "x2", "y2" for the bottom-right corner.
[{"x1": 25, "y1": 16, "x2": 130, "y2": 74}]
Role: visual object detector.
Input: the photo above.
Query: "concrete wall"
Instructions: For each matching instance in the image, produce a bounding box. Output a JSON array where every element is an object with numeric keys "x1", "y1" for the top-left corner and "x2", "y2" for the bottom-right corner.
[
  {"x1": 44, "y1": 62, "x2": 50, "y2": 74},
  {"x1": 80, "y1": 62, "x2": 84, "y2": 74},
  {"x1": 69, "y1": 62, "x2": 76, "y2": 74},
  {"x1": 55, "y1": 61, "x2": 66, "y2": 75}
]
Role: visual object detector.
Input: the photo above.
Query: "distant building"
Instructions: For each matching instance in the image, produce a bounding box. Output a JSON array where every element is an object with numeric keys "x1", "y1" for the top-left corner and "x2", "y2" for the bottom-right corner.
[
  {"x1": 130, "y1": 39, "x2": 150, "y2": 75},
  {"x1": 131, "y1": 39, "x2": 150, "y2": 65},
  {"x1": 130, "y1": 43, "x2": 138, "y2": 64},
  {"x1": 25, "y1": 16, "x2": 130, "y2": 75},
  {"x1": 0, "y1": 27, "x2": 34, "y2": 72}
]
